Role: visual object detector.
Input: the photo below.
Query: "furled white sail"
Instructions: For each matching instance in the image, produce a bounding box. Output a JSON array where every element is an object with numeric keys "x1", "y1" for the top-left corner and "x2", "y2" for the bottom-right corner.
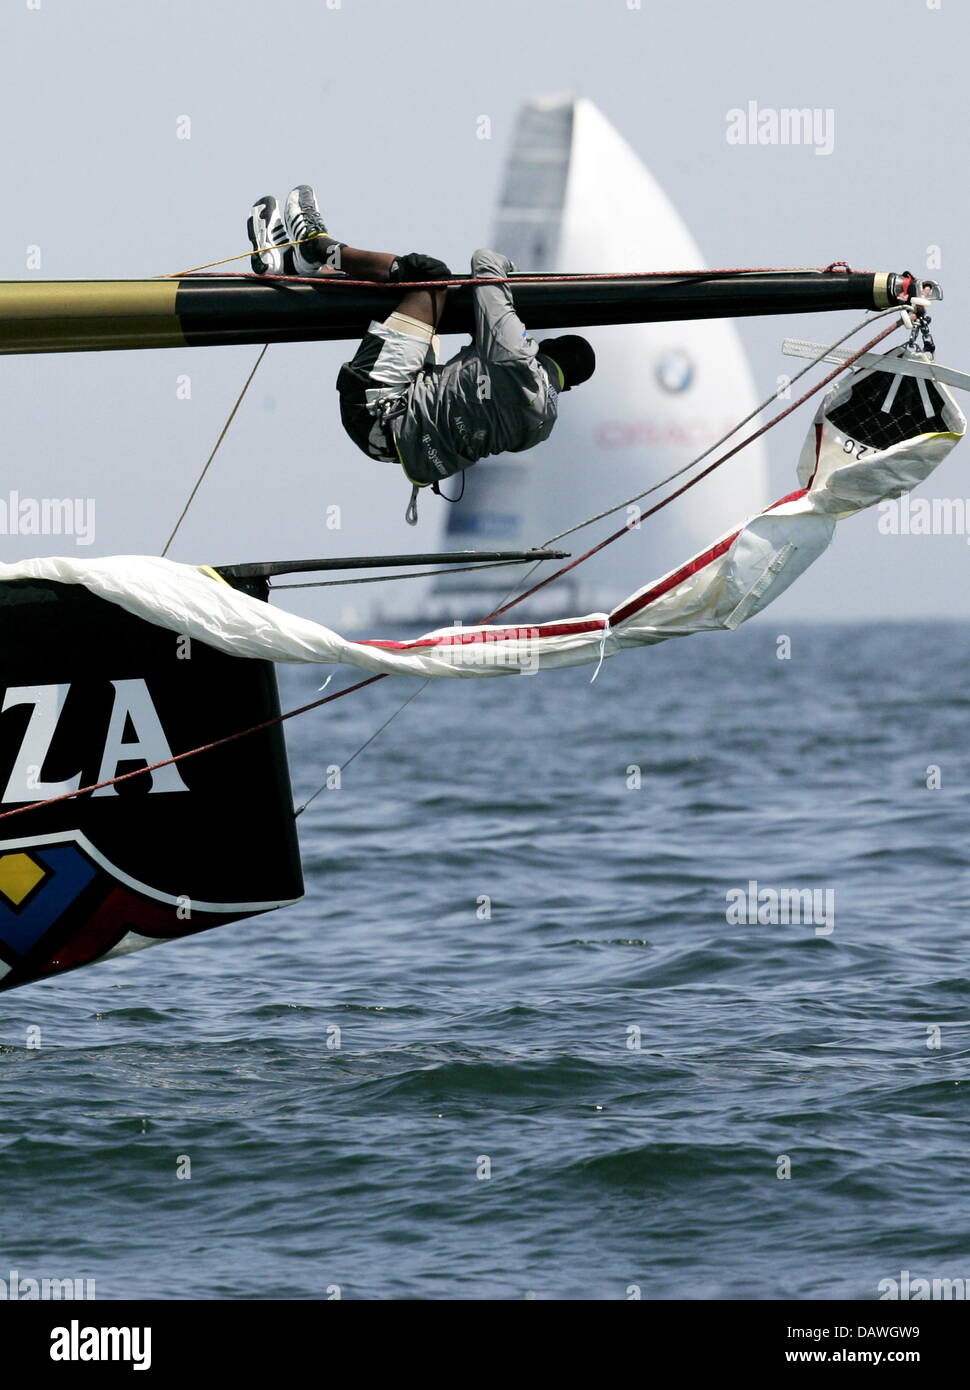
[
  {"x1": 434, "y1": 95, "x2": 769, "y2": 614},
  {"x1": 2, "y1": 359, "x2": 961, "y2": 680}
]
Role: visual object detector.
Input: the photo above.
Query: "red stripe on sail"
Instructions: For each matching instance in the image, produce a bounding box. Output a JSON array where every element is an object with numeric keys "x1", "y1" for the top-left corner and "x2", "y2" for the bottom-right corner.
[{"x1": 359, "y1": 489, "x2": 811, "y2": 651}]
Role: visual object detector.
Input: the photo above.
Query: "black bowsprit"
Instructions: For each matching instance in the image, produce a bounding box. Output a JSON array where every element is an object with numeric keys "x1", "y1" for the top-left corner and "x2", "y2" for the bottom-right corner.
[{"x1": 0, "y1": 268, "x2": 924, "y2": 356}]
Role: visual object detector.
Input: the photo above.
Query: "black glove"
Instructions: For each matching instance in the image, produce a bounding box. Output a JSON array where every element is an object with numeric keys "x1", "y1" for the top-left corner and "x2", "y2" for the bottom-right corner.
[{"x1": 388, "y1": 252, "x2": 452, "y2": 282}]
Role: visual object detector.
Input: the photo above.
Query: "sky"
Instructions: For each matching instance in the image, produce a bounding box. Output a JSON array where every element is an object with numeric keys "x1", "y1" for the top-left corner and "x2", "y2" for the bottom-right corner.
[{"x1": 1, "y1": 0, "x2": 967, "y2": 627}]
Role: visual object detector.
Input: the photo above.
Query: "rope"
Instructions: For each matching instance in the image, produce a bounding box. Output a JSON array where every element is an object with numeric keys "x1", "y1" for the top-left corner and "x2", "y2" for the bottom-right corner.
[
  {"x1": 161, "y1": 230, "x2": 346, "y2": 279},
  {"x1": 294, "y1": 679, "x2": 431, "y2": 817},
  {"x1": 160, "y1": 344, "x2": 269, "y2": 557},
  {"x1": 0, "y1": 306, "x2": 905, "y2": 824},
  {"x1": 170, "y1": 263, "x2": 864, "y2": 291}
]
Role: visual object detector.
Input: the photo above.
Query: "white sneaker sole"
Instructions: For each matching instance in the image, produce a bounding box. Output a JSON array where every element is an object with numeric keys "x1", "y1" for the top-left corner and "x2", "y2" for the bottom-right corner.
[{"x1": 248, "y1": 199, "x2": 286, "y2": 275}]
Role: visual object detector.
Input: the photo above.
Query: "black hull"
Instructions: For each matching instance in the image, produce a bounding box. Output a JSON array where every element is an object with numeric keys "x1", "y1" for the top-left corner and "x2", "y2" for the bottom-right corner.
[{"x1": 0, "y1": 577, "x2": 303, "y2": 992}]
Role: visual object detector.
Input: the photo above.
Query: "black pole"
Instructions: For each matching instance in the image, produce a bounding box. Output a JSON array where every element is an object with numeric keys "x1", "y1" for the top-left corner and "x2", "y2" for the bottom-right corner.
[
  {"x1": 176, "y1": 271, "x2": 896, "y2": 348},
  {"x1": 0, "y1": 269, "x2": 904, "y2": 355},
  {"x1": 217, "y1": 550, "x2": 570, "y2": 580}
]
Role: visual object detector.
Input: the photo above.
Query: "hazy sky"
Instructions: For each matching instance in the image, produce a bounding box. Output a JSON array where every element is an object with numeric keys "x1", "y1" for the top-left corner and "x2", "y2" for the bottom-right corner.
[{"x1": 1, "y1": 0, "x2": 967, "y2": 627}]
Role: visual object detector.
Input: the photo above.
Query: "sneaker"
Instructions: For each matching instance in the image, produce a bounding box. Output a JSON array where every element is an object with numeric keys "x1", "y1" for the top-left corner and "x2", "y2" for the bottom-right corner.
[
  {"x1": 284, "y1": 184, "x2": 341, "y2": 275},
  {"x1": 247, "y1": 195, "x2": 293, "y2": 276}
]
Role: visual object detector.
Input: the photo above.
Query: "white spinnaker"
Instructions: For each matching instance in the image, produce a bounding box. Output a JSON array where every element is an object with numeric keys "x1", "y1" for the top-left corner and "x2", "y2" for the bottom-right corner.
[
  {"x1": 435, "y1": 95, "x2": 769, "y2": 612},
  {"x1": 1, "y1": 366, "x2": 962, "y2": 680}
]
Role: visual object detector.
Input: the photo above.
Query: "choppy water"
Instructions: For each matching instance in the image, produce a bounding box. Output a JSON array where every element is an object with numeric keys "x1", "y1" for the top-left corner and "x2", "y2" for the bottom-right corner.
[{"x1": 3, "y1": 621, "x2": 970, "y2": 1300}]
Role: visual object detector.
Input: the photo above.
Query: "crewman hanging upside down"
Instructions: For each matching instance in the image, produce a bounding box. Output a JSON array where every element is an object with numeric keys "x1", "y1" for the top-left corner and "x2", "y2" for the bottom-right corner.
[{"x1": 247, "y1": 185, "x2": 596, "y2": 517}]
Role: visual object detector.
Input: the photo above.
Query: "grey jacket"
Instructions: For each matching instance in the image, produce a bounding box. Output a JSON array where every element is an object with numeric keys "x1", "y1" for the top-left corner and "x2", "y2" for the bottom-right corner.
[{"x1": 388, "y1": 249, "x2": 559, "y2": 486}]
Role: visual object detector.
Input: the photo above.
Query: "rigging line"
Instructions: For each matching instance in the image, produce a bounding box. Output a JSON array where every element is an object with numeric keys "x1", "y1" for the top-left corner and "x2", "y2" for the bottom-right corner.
[
  {"x1": 161, "y1": 230, "x2": 349, "y2": 279},
  {"x1": 294, "y1": 679, "x2": 431, "y2": 817},
  {"x1": 269, "y1": 557, "x2": 551, "y2": 590},
  {"x1": 160, "y1": 344, "x2": 269, "y2": 558},
  {"x1": 491, "y1": 558, "x2": 544, "y2": 611},
  {"x1": 0, "y1": 310, "x2": 904, "y2": 823},
  {"x1": 175, "y1": 264, "x2": 861, "y2": 290},
  {"x1": 542, "y1": 305, "x2": 905, "y2": 548},
  {"x1": 479, "y1": 316, "x2": 903, "y2": 625}
]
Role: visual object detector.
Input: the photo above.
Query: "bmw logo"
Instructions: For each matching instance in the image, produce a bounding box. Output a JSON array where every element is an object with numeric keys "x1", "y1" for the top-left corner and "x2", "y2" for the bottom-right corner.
[{"x1": 656, "y1": 350, "x2": 694, "y2": 393}]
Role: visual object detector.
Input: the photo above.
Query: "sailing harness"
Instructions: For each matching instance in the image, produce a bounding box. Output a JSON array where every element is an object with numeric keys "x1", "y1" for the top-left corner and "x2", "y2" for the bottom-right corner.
[
  {"x1": 400, "y1": 298, "x2": 466, "y2": 529},
  {"x1": 404, "y1": 472, "x2": 466, "y2": 529}
]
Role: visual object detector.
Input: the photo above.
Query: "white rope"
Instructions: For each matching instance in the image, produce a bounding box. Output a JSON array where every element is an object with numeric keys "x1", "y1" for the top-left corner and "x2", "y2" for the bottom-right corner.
[{"x1": 589, "y1": 616, "x2": 612, "y2": 683}]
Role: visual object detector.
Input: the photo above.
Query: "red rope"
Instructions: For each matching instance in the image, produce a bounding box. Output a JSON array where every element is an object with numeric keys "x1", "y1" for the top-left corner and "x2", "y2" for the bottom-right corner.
[
  {"x1": 172, "y1": 263, "x2": 861, "y2": 290},
  {"x1": 0, "y1": 316, "x2": 900, "y2": 824}
]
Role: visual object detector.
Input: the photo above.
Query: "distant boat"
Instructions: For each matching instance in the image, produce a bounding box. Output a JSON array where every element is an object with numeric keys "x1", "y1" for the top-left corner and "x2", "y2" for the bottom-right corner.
[{"x1": 434, "y1": 94, "x2": 770, "y2": 616}]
